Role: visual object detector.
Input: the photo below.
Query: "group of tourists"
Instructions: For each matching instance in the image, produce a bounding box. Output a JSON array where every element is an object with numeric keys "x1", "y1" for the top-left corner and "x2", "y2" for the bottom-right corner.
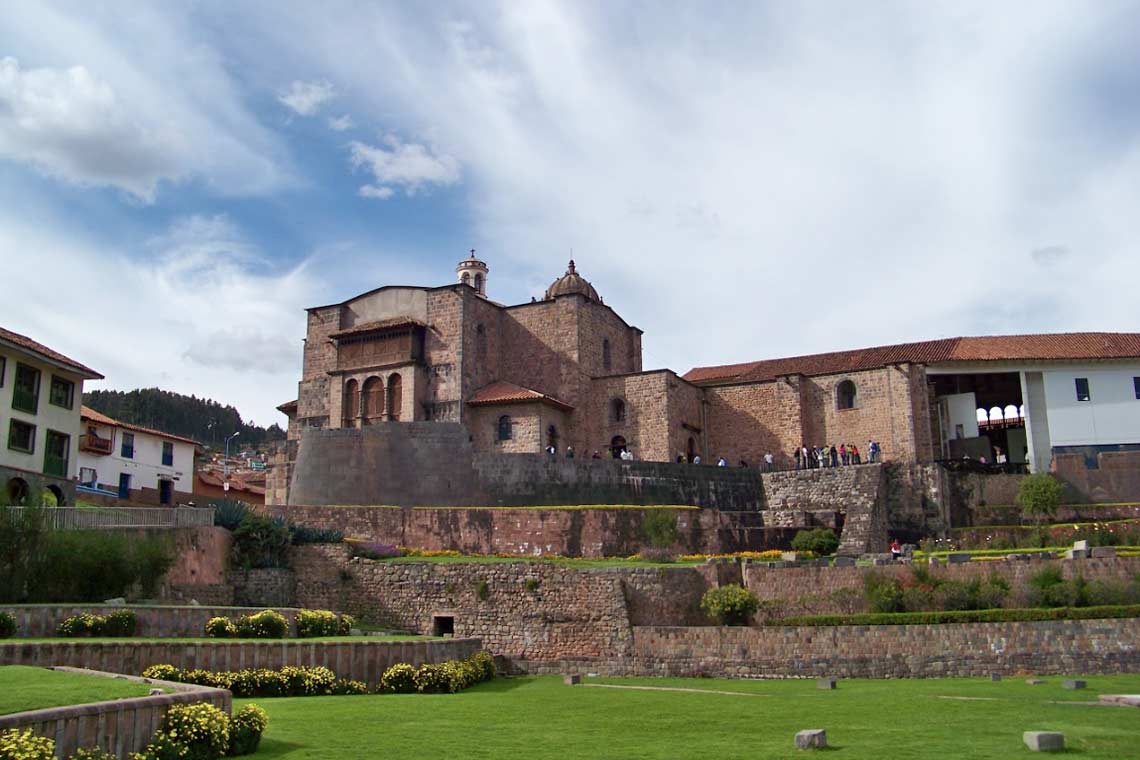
[{"x1": 794, "y1": 441, "x2": 881, "y2": 470}]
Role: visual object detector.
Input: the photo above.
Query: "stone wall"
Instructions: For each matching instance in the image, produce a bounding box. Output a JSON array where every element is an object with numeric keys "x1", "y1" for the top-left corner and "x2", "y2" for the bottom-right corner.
[
  {"x1": 1053, "y1": 451, "x2": 1140, "y2": 504},
  {"x1": 0, "y1": 604, "x2": 304, "y2": 638},
  {"x1": 616, "y1": 618, "x2": 1140, "y2": 678},
  {"x1": 229, "y1": 569, "x2": 297, "y2": 608},
  {"x1": 0, "y1": 639, "x2": 481, "y2": 690},
  {"x1": 287, "y1": 422, "x2": 763, "y2": 509},
  {"x1": 0, "y1": 668, "x2": 230, "y2": 759}
]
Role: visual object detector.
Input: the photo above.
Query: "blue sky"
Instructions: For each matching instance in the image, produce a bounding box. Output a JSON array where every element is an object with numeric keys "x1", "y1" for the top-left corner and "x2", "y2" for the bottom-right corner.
[{"x1": 2, "y1": 1, "x2": 1139, "y2": 425}]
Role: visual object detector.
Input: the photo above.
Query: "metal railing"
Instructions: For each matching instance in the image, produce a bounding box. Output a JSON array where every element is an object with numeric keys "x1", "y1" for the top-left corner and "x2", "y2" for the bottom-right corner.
[
  {"x1": 2, "y1": 506, "x2": 215, "y2": 530},
  {"x1": 79, "y1": 434, "x2": 114, "y2": 454}
]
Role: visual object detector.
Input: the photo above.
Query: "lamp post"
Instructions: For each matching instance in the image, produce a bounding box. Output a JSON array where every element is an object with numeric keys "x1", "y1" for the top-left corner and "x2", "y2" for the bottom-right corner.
[{"x1": 224, "y1": 432, "x2": 240, "y2": 483}]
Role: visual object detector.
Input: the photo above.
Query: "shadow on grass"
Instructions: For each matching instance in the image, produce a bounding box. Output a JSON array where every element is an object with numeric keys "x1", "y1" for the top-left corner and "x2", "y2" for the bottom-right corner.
[
  {"x1": 246, "y1": 738, "x2": 307, "y2": 758},
  {"x1": 463, "y1": 676, "x2": 533, "y2": 694}
]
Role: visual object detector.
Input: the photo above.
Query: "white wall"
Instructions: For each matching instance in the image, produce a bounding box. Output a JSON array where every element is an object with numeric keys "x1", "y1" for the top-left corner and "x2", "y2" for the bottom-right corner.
[
  {"x1": 0, "y1": 347, "x2": 85, "y2": 479},
  {"x1": 940, "y1": 392, "x2": 979, "y2": 442},
  {"x1": 77, "y1": 423, "x2": 196, "y2": 495},
  {"x1": 1042, "y1": 364, "x2": 1140, "y2": 447}
]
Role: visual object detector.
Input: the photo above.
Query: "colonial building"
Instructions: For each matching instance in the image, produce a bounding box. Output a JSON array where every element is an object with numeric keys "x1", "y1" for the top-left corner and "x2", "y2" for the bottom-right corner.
[
  {"x1": 77, "y1": 406, "x2": 199, "y2": 505},
  {"x1": 0, "y1": 326, "x2": 103, "y2": 506},
  {"x1": 272, "y1": 255, "x2": 1140, "y2": 505}
]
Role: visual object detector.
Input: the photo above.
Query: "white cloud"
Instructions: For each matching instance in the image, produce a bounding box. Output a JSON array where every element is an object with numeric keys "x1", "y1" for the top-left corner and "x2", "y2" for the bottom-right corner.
[
  {"x1": 328, "y1": 114, "x2": 355, "y2": 131},
  {"x1": 349, "y1": 135, "x2": 460, "y2": 199},
  {"x1": 278, "y1": 80, "x2": 336, "y2": 116}
]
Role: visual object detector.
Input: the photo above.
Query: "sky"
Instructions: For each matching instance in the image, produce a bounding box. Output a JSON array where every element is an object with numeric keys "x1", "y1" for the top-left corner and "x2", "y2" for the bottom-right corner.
[{"x1": 2, "y1": 1, "x2": 1139, "y2": 426}]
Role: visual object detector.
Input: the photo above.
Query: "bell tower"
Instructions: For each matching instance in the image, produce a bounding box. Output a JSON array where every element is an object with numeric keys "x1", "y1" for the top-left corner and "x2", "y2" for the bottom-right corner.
[{"x1": 456, "y1": 249, "x2": 489, "y2": 297}]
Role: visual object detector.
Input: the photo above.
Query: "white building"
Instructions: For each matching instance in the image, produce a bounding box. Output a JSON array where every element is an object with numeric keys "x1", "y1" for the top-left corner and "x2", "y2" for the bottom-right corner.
[
  {"x1": 1, "y1": 326, "x2": 103, "y2": 505},
  {"x1": 77, "y1": 406, "x2": 199, "y2": 505}
]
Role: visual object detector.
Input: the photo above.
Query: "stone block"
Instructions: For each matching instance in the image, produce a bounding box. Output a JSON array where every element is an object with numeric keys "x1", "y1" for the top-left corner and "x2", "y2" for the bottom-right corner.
[
  {"x1": 1062, "y1": 680, "x2": 1086, "y2": 690},
  {"x1": 1023, "y1": 731, "x2": 1064, "y2": 752},
  {"x1": 103, "y1": 597, "x2": 126, "y2": 606},
  {"x1": 781, "y1": 552, "x2": 799, "y2": 563},
  {"x1": 1072, "y1": 540, "x2": 1089, "y2": 551},
  {"x1": 563, "y1": 674, "x2": 581, "y2": 686},
  {"x1": 990, "y1": 673, "x2": 1002, "y2": 682},
  {"x1": 871, "y1": 558, "x2": 892, "y2": 566},
  {"x1": 928, "y1": 556, "x2": 941, "y2": 566},
  {"x1": 833, "y1": 556, "x2": 856, "y2": 567},
  {"x1": 1065, "y1": 549, "x2": 1090, "y2": 560},
  {"x1": 794, "y1": 730, "x2": 827, "y2": 750},
  {"x1": 1026, "y1": 679, "x2": 1045, "y2": 686},
  {"x1": 1090, "y1": 546, "x2": 1116, "y2": 559},
  {"x1": 817, "y1": 678, "x2": 837, "y2": 690},
  {"x1": 947, "y1": 553, "x2": 971, "y2": 564}
]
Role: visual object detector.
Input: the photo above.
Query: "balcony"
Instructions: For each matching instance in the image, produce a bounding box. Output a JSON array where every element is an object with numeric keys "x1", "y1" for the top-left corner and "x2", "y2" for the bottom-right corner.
[{"x1": 80, "y1": 434, "x2": 114, "y2": 455}]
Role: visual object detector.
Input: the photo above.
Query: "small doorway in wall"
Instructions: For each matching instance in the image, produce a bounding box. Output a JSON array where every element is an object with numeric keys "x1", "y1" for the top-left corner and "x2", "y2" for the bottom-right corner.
[
  {"x1": 686, "y1": 436, "x2": 696, "y2": 463},
  {"x1": 610, "y1": 435, "x2": 627, "y2": 459},
  {"x1": 432, "y1": 615, "x2": 455, "y2": 637},
  {"x1": 546, "y1": 425, "x2": 559, "y2": 452},
  {"x1": 117, "y1": 473, "x2": 131, "y2": 499},
  {"x1": 159, "y1": 479, "x2": 174, "y2": 505}
]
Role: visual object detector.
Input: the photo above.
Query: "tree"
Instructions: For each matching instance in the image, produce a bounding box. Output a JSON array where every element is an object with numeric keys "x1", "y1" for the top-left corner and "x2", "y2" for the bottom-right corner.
[{"x1": 1015, "y1": 473, "x2": 1065, "y2": 525}]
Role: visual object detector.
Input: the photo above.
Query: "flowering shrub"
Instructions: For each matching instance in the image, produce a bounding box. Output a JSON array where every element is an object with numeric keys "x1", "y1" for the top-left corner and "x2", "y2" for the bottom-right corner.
[
  {"x1": 0, "y1": 612, "x2": 14, "y2": 639},
  {"x1": 142, "y1": 664, "x2": 182, "y2": 682},
  {"x1": 380, "y1": 663, "x2": 417, "y2": 694},
  {"x1": 469, "y1": 650, "x2": 497, "y2": 682},
  {"x1": 235, "y1": 610, "x2": 288, "y2": 639},
  {"x1": 203, "y1": 617, "x2": 237, "y2": 638},
  {"x1": 144, "y1": 664, "x2": 356, "y2": 698},
  {"x1": 0, "y1": 728, "x2": 55, "y2": 760},
  {"x1": 57, "y1": 610, "x2": 137, "y2": 638},
  {"x1": 402, "y1": 547, "x2": 462, "y2": 558},
  {"x1": 130, "y1": 729, "x2": 187, "y2": 760},
  {"x1": 700, "y1": 584, "x2": 760, "y2": 625},
  {"x1": 68, "y1": 748, "x2": 116, "y2": 759},
  {"x1": 295, "y1": 609, "x2": 342, "y2": 638},
  {"x1": 159, "y1": 703, "x2": 230, "y2": 760},
  {"x1": 227, "y1": 704, "x2": 268, "y2": 757},
  {"x1": 334, "y1": 679, "x2": 368, "y2": 695},
  {"x1": 338, "y1": 614, "x2": 355, "y2": 635},
  {"x1": 413, "y1": 663, "x2": 452, "y2": 694},
  {"x1": 678, "y1": 550, "x2": 812, "y2": 562}
]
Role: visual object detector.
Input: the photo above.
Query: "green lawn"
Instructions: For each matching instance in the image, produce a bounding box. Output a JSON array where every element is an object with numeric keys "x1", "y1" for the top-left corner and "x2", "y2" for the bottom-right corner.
[
  {"x1": 0, "y1": 665, "x2": 165, "y2": 715},
  {"x1": 238, "y1": 674, "x2": 1140, "y2": 759}
]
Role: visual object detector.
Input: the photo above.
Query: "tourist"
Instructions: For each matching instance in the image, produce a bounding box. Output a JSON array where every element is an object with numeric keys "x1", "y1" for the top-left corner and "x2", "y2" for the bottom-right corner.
[
  {"x1": 545, "y1": 444, "x2": 556, "y2": 456},
  {"x1": 764, "y1": 452, "x2": 774, "y2": 472},
  {"x1": 802, "y1": 445, "x2": 809, "y2": 469},
  {"x1": 624, "y1": 448, "x2": 635, "y2": 461},
  {"x1": 676, "y1": 453, "x2": 685, "y2": 463},
  {"x1": 794, "y1": 447, "x2": 802, "y2": 470},
  {"x1": 830, "y1": 445, "x2": 838, "y2": 468},
  {"x1": 890, "y1": 538, "x2": 902, "y2": 561},
  {"x1": 995, "y1": 447, "x2": 1007, "y2": 464},
  {"x1": 739, "y1": 459, "x2": 748, "y2": 468},
  {"x1": 592, "y1": 451, "x2": 602, "y2": 459},
  {"x1": 716, "y1": 456, "x2": 727, "y2": 467},
  {"x1": 692, "y1": 454, "x2": 702, "y2": 465},
  {"x1": 851, "y1": 444, "x2": 860, "y2": 464},
  {"x1": 839, "y1": 443, "x2": 848, "y2": 465},
  {"x1": 566, "y1": 446, "x2": 574, "y2": 459}
]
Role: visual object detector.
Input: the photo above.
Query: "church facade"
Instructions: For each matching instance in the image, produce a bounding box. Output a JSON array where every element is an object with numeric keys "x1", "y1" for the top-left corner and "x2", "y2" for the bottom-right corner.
[{"x1": 271, "y1": 254, "x2": 1140, "y2": 506}]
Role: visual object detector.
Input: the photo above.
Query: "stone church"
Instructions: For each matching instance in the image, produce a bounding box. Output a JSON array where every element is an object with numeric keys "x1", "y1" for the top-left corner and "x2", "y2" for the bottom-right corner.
[{"x1": 270, "y1": 253, "x2": 1140, "y2": 506}]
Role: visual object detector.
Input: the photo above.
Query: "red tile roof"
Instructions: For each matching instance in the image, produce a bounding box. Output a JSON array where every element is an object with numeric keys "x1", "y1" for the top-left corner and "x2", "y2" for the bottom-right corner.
[
  {"x1": 684, "y1": 333, "x2": 1140, "y2": 385},
  {"x1": 330, "y1": 318, "x2": 425, "y2": 339},
  {"x1": 0, "y1": 326, "x2": 103, "y2": 379},
  {"x1": 80, "y1": 405, "x2": 201, "y2": 447},
  {"x1": 466, "y1": 381, "x2": 574, "y2": 412}
]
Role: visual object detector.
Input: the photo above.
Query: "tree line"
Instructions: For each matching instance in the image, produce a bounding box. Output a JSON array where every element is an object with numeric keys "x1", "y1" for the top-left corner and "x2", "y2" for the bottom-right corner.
[{"x1": 82, "y1": 388, "x2": 286, "y2": 449}]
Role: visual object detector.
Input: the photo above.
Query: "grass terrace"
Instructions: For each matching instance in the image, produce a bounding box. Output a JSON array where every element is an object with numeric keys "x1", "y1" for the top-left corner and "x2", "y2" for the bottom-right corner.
[
  {"x1": 239, "y1": 673, "x2": 1140, "y2": 759},
  {"x1": 0, "y1": 665, "x2": 168, "y2": 715}
]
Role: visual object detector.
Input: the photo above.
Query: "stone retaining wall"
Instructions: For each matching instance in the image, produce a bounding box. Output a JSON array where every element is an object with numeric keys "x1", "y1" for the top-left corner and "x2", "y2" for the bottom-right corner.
[
  {"x1": 614, "y1": 618, "x2": 1140, "y2": 678},
  {"x1": 0, "y1": 605, "x2": 304, "y2": 639},
  {"x1": 0, "y1": 668, "x2": 230, "y2": 759},
  {"x1": 0, "y1": 639, "x2": 480, "y2": 690}
]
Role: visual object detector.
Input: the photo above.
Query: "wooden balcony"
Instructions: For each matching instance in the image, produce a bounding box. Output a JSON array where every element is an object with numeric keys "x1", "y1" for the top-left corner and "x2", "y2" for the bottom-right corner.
[{"x1": 79, "y1": 434, "x2": 113, "y2": 455}]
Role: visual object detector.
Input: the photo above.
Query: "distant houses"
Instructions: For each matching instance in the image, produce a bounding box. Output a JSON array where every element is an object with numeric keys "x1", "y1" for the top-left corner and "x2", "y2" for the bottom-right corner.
[{"x1": 0, "y1": 326, "x2": 103, "y2": 506}]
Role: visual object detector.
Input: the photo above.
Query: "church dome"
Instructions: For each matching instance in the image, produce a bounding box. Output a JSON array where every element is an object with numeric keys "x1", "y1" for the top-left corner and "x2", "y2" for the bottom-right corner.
[{"x1": 544, "y1": 260, "x2": 601, "y2": 303}]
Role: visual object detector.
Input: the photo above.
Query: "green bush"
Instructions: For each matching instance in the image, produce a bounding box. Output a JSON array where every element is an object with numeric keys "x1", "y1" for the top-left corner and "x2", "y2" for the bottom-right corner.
[
  {"x1": 0, "y1": 728, "x2": 55, "y2": 760},
  {"x1": 226, "y1": 704, "x2": 267, "y2": 757},
  {"x1": 334, "y1": 679, "x2": 368, "y2": 695},
  {"x1": 160, "y1": 702, "x2": 230, "y2": 760},
  {"x1": 130, "y1": 729, "x2": 186, "y2": 760},
  {"x1": 699, "y1": 584, "x2": 760, "y2": 625},
  {"x1": 57, "y1": 610, "x2": 137, "y2": 638},
  {"x1": 235, "y1": 609, "x2": 288, "y2": 639},
  {"x1": 338, "y1": 614, "x2": 354, "y2": 635},
  {"x1": 641, "y1": 510, "x2": 680, "y2": 549},
  {"x1": 231, "y1": 513, "x2": 291, "y2": 570},
  {"x1": 204, "y1": 616, "x2": 237, "y2": 638},
  {"x1": 380, "y1": 663, "x2": 417, "y2": 694},
  {"x1": 1016, "y1": 473, "x2": 1065, "y2": 523},
  {"x1": 211, "y1": 499, "x2": 249, "y2": 531},
  {"x1": 142, "y1": 664, "x2": 182, "y2": 682},
  {"x1": 790, "y1": 528, "x2": 839, "y2": 556},
  {"x1": 289, "y1": 524, "x2": 345, "y2": 545},
  {"x1": 863, "y1": 572, "x2": 905, "y2": 613},
  {"x1": 0, "y1": 612, "x2": 14, "y2": 639},
  {"x1": 414, "y1": 663, "x2": 452, "y2": 694},
  {"x1": 296, "y1": 609, "x2": 340, "y2": 638},
  {"x1": 776, "y1": 604, "x2": 1140, "y2": 626},
  {"x1": 68, "y1": 748, "x2": 117, "y2": 760}
]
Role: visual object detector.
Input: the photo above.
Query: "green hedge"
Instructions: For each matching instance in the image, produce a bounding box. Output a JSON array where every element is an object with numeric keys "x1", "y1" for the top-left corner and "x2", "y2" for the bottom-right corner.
[
  {"x1": 0, "y1": 611, "x2": 14, "y2": 639},
  {"x1": 57, "y1": 610, "x2": 137, "y2": 637},
  {"x1": 775, "y1": 604, "x2": 1140, "y2": 627}
]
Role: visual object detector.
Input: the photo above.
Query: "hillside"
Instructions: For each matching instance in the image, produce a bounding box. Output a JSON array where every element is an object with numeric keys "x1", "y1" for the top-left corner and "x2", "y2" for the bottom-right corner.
[{"x1": 82, "y1": 388, "x2": 286, "y2": 449}]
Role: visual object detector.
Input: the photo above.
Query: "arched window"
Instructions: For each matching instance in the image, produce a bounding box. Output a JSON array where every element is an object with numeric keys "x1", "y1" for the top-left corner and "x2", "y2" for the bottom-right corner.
[
  {"x1": 686, "y1": 437, "x2": 696, "y2": 463},
  {"x1": 497, "y1": 415, "x2": 512, "y2": 441},
  {"x1": 473, "y1": 273, "x2": 484, "y2": 293},
  {"x1": 461, "y1": 272, "x2": 471, "y2": 286},
  {"x1": 989, "y1": 406, "x2": 1004, "y2": 422},
  {"x1": 6, "y1": 477, "x2": 29, "y2": 506},
  {"x1": 361, "y1": 377, "x2": 384, "y2": 424},
  {"x1": 387, "y1": 373, "x2": 403, "y2": 421},
  {"x1": 836, "y1": 380, "x2": 857, "y2": 410},
  {"x1": 343, "y1": 379, "x2": 360, "y2": 427},
  {"x1": 547, "y1": 425, "x2": 559, "y2": 451},
  {"x1": 1003, "y1": 404, "x2": 1019, "y2": 421},
  {"x1": 602, "y1": 339, "x2": 612, "y2": 372},
  {"x1": 976, "y1": 408, "x2": 988, "y2": 425},
  {"x1": 612, "y1": 398, "x2": 626, "y2": 422},
  {"x1": 476, "y1": 324, "x2": 487, "y2": 360}
]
